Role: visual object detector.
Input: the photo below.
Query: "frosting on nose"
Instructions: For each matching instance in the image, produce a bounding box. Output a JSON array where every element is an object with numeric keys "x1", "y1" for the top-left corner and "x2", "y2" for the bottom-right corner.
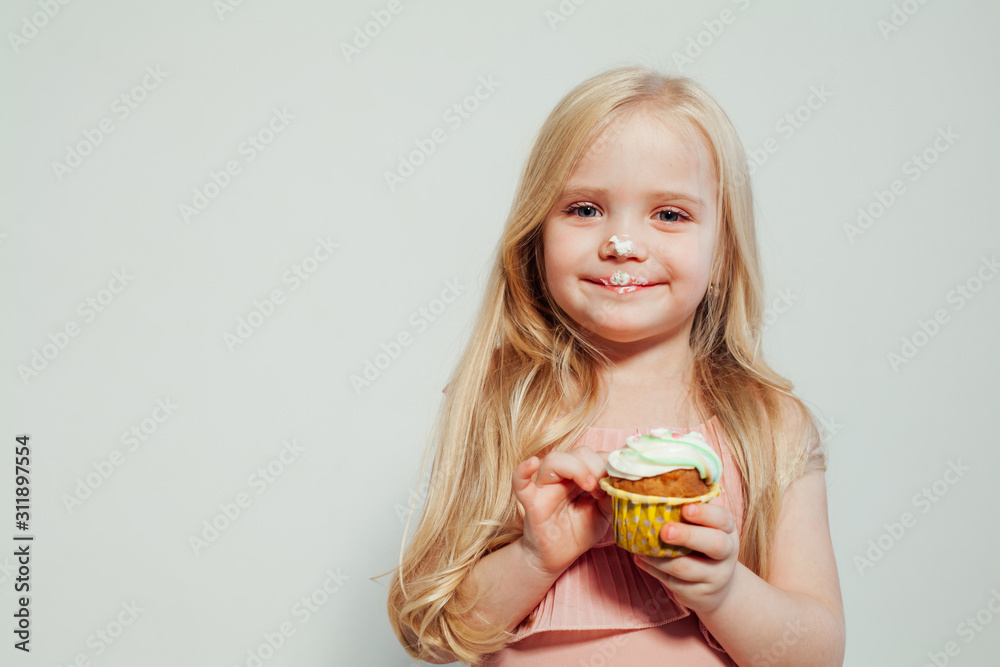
[{"x1": 607, "y1": 235, "x2": 635, "y2": 256}]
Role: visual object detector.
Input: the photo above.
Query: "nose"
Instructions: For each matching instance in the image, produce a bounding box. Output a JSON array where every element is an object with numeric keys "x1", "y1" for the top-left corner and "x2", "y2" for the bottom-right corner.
[{"x1": 600, "y1": 233, "x2": 647, "y2": 261}]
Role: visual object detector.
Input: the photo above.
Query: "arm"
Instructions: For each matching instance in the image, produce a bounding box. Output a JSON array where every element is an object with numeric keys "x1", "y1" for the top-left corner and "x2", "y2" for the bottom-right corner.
[
  {"x1": 407, "y1": 537, "x2": 565, "y2": 664},
  {"x1": 696, "y1": 470, "x2": 845, "y2": 666},
  {"x1": 408, "y1": 448, "x2": 608, "y2": 664},
  {"x1": 459, "y1": 536, "x2": 566, "y2": 634}
]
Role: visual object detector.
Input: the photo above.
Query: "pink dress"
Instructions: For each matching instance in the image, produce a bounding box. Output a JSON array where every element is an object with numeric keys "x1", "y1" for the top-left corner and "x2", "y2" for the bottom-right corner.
[{"x1": 475, "y1": 417, "x2": 744, "y2": 666}]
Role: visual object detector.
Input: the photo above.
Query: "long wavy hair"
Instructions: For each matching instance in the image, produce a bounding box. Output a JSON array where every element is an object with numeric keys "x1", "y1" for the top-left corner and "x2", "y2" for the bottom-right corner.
[{"x1": 378, "y1": 64, "x2": 827, "y2": 664}]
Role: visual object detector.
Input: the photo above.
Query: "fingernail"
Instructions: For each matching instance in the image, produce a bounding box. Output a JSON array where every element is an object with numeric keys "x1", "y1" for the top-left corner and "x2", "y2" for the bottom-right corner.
[
  {"x1": 686, "y1": 503, "x2": 698, "y2": 516},
  {"x1": 665, "y1": 524, "x2": 678, "y2": 539}
]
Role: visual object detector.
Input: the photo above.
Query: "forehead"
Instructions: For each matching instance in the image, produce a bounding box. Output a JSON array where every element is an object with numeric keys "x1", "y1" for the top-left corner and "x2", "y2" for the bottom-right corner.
[{"x1": 568, "y1": 109, "x2": 718, "y2": 206}]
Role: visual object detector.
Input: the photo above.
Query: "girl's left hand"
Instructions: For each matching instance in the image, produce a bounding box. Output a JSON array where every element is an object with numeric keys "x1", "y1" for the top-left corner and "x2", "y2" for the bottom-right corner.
[{"x1": 632, "y1": 502, "x2": 739, "y2": 614}]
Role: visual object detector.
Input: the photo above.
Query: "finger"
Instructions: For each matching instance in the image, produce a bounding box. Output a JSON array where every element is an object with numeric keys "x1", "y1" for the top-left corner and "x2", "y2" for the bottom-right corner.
[
  {"x1": 659, "y1": 521, "x2": 735, "y2": 562},
  {"x1": 680, "y1": 553, "x2": 717, "y2": 571},
  {"x1": 570, "y1": 446, "x2": 609, "y2": 480},
  {"x1": 536, "y1": 451, "x2": 598, "y2": 491},
  {"x1": 512, "y1": 457, "x2": 539, "y2": 503},
  {"x1": 680, "y1": 502, "x2": 736, "y2": 533},
  {"x1": 651, "y1": 553, "x2": 715, "y2": 584},
  {"x1": 570, "y1": 448, "x2": 611, "y2": 500}
]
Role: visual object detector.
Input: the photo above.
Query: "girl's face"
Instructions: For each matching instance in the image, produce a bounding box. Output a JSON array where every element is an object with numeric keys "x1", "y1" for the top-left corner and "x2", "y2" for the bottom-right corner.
[{"x1": 542, "y1": 109, "x2": 720, "y2": 349}]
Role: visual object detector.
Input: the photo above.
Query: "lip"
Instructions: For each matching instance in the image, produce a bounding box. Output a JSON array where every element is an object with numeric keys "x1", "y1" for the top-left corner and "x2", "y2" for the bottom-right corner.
[
  {"x1": 585, "y1": 275, "x2": 661, "y2": 286},
  {"x1": 584, "y1": 278, "x2": 662, "y2": 294}
]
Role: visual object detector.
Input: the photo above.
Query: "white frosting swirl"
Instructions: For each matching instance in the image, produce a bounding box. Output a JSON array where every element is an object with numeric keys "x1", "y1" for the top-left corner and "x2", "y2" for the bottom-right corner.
[
  {"x1": 606, "y1": 428, "x2": 722, "y2": 485},
  {"x1": 608, "y1": 235, "x2": 635, "y2": 256}
]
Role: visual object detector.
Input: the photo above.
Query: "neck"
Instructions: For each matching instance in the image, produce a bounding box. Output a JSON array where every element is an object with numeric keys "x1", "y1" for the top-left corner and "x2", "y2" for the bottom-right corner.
[
  {"x1": 584, "y1": 329, "x2": 702, "y2": 429},
  {"x1": 589, "y1": 331, "x2": 696, "y2": 384}
]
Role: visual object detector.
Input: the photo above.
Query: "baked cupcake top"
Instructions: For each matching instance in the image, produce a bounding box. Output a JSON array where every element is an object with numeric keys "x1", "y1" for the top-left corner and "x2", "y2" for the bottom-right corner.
[{"x1": 606, "y1": 428, "x2": 723, "y2": 485}]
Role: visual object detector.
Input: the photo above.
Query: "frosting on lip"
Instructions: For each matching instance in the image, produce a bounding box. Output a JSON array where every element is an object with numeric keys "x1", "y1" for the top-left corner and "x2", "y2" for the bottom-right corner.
[
  {"x1": 594, "y1": 269, "x2": 651, "y2": 294},
  {"x1": 607, "y1": 269, "x2": 647, "y2": 286},
  {"x1": 606, "y1": 428, "x2": 723, "y2": 485}
]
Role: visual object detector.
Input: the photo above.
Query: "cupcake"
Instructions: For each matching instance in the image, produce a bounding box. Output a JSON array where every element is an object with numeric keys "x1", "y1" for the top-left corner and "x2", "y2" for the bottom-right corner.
[{"x1": 598, "y1": 427, "x2": 723, "y2": 557}]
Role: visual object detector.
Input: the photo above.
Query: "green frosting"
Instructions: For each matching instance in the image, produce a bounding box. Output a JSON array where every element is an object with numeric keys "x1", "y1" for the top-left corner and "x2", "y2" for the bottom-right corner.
[{"x1": 628, "y1": 434, "x2": 721, "y2": 482}]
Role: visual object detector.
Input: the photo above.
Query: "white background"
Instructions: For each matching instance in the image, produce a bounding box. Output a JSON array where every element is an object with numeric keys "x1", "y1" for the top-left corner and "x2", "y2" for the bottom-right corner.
[{"x1": 3, "y1": 1, "x2": 999, "y2": 665}]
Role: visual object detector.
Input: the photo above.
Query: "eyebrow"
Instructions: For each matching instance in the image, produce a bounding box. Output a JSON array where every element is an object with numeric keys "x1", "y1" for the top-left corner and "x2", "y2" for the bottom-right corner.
[{"x1": 558, "y1": 185, "x2": 705, "y2": 210}]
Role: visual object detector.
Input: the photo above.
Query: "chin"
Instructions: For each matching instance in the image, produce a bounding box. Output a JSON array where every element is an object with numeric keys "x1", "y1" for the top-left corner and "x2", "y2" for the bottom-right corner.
[{"x1": 580, "y1": 325, "x2": 652, "y2": 344}]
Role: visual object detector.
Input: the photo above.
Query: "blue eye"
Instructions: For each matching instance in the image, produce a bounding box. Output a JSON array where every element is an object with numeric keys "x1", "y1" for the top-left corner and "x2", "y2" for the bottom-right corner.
[
  {"x1": 657, "y1": 209, "x2": 691, "y2": 223},
  {"x1": 564, "y1": 204, "x2": 601, "y2": 218}
]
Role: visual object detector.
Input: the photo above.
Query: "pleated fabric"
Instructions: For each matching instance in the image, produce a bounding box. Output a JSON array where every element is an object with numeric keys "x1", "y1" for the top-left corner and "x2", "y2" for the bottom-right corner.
[{"x1": 476, "y1": 417, "x2": 744, "y2": 666}]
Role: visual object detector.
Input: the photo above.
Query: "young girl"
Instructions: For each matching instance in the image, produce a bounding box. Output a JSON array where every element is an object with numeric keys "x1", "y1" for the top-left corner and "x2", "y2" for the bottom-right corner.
[{"x1": 383, "y1": 64, "x2": 845, "y2": 666}]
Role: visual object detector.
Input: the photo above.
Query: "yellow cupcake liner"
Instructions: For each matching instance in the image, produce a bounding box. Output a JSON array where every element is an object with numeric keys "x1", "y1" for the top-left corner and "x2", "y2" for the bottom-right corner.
[{"x1": 599, "y1": 477, "x2": 722, "y2": 557}]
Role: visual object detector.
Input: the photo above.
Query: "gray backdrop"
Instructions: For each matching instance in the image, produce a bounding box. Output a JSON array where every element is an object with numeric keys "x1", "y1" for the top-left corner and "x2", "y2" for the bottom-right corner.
[{"x1": 3, "y1": 1, "x2": 999, "y2": 665}]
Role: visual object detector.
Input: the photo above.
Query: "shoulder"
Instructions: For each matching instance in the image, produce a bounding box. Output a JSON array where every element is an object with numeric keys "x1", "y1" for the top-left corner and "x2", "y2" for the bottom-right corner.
[
  {"x1": 773, "y1": 392, "x2": 825, "y2": 476},
  {"x1": 775, "y1": 393, "x2": 817, "y2": 438}
]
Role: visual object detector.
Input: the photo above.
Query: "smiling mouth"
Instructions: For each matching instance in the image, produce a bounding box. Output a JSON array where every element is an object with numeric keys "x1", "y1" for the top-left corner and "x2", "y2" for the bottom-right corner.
[
  {"x1": 591, "y1": 269, "x2": 653, "y2": 288},
  {"x1": 586, "y1": 273, "x2": 660, "y2": 294},
  {"x1": 590, "y1": 282, "x2": 657, "y2": 294}
]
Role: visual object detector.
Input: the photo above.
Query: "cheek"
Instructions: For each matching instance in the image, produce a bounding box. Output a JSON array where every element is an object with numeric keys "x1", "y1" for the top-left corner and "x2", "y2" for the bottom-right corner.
[
  {"x1": 541, "y1": 237, "x2": 558, "y2": 286},
  {"x1": 541, "y1": 234, "x2": 568, "y2": 307},
  {"x1": 543, "y1": 229, "x2": 575, "y2": 284},
  {"x1": 654, "y1": 240, "x2": 709, "y2": 278},
  {"x1": 664, "y1": 233, "x2": 715, "y2": 282}
]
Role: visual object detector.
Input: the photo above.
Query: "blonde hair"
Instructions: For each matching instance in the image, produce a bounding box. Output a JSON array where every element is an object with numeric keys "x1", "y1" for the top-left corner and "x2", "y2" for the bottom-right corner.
[{"x1": 378, "y1": 64, "x2": 827, "y2": 664}]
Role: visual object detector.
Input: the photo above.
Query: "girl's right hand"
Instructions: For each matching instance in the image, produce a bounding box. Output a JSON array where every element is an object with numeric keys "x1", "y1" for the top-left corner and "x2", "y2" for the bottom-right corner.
[{"x1": 512, "y1": 446, "x2": 614, "y2": 577}]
